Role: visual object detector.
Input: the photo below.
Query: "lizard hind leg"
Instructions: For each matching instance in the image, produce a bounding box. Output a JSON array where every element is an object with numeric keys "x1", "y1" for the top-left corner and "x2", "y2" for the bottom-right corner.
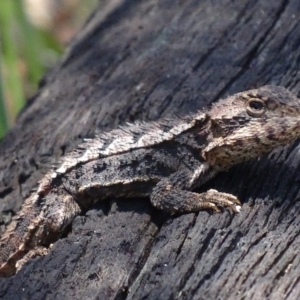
[
  {"x1": 0, "y1": 189, "x2": 81, "y2": 277},
  {"x1": 150, "y1": 171, "x2": 241, "y2": 214},
  {"x1": 38, "y1": 189, "x2": 82, "y2": 246},
  {"x1": 14, "y1": 190, "x2": 81, "y2": 275}
]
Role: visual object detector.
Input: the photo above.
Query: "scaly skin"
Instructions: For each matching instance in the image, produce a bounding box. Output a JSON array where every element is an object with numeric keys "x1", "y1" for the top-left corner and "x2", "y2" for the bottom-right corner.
[{"x1": 1, "y1": 85, "x2": 300, "y2": 277}]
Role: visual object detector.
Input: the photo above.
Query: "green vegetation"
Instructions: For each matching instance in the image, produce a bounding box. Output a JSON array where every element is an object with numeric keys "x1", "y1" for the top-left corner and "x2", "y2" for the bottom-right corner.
[
  {"x1": 0, "y1": 0, "x2": 98, "y2": 139},
  {"x1": 0, "y1": 0, "x2": 63, "y2": 138},
  {"x1": 0, "y1": 54, "x2": 8, "y2": 138},
  {"x1": 0, "y1": 1, "x2": 25, "y2": 133}
]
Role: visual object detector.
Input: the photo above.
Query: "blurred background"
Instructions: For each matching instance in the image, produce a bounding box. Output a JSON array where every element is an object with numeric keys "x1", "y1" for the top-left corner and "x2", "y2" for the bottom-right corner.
[{"x1": 0, "y1": 0, "x2": 98, "y2": 138}]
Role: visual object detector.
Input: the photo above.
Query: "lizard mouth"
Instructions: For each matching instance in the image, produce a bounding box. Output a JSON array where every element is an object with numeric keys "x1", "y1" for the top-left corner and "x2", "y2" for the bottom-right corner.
[{"x1": 203, "y1": 117, "x2": 300, "y2": 170}]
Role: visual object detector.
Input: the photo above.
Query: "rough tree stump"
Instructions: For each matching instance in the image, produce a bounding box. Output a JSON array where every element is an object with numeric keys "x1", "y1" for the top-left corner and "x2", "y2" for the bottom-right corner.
[{"x1": 1, "y1": 1, "x2": 300, "y2": 299}]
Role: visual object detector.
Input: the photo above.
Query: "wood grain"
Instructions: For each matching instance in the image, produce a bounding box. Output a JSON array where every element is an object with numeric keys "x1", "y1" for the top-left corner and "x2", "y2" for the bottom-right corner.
[{"x1": 1, "y1": 0, "x2": 300, "y2": 299}]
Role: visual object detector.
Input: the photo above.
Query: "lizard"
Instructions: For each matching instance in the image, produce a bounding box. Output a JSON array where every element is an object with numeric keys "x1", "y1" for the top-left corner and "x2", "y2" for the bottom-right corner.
[{"x1": 1, "y1": 85, "x2": 300, "y2": 277}]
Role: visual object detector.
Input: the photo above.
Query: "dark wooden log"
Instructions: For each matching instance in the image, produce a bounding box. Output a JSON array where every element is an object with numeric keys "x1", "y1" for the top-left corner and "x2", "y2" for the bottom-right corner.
[{"x1": 1, "y1": 0, "x2": 300, "y2": 299}]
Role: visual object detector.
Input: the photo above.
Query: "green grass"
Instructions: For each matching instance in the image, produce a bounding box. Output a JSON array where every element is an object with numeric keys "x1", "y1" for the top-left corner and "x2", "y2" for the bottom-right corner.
[
  {"x1": 0, "y1": 54, "x2": 8, "y2": 138},
  {"x1": 0, "y1": 0, "x2": 63, "y2": 139},
  {"x1": 0, "y1": 0, "x2": 98, "y2": 139},
  {"x1": 0, "y1": 0, "x2": 25, "y2": 131}
]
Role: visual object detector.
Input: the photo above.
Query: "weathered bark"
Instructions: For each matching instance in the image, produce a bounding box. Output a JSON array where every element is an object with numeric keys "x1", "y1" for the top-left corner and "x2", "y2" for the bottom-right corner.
[{"x1": 1, "y1": 0, "x2": 300, "y2": 299}]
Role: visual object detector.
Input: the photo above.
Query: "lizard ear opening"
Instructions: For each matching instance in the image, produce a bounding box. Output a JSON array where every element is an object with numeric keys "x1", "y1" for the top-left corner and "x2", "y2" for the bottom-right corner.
[
  {"x1": 210, "y1": 120, "x2": 224, "y2": 138},
  {"x1": 246, "y1": 98, "x2": 266, "y2": 117}
]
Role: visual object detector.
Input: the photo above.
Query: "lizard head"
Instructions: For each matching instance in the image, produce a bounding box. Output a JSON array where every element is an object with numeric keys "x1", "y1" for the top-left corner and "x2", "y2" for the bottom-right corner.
[{"x1": 202, "y1": 85, "x2": 300, "y2": 170}]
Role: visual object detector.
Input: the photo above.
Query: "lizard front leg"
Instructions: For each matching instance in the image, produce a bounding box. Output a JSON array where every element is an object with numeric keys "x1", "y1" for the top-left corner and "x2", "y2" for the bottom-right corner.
[{"x1": 150, "y1": 167, "x2": 241, "y2": 214}]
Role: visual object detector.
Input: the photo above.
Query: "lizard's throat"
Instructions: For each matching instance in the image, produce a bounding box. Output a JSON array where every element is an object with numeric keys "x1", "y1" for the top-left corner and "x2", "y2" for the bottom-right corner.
[{"x1": 202, "y1": 118, "x2": 300, "y2": 170}]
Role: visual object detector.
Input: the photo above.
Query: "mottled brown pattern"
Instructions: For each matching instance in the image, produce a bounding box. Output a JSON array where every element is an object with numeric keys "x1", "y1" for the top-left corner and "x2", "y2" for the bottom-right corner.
[
  {"x1": 203, "y1": 86, "x2": 300, "y2": 169},
  {"x1": 1, "y1": 85, "x2": 300, "y2": 277}
]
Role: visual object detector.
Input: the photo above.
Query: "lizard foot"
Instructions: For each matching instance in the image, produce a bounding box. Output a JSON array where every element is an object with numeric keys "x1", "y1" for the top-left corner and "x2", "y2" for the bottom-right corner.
[
  {"x1": 151, "y1": 184, "x2": 241, "y2": 214},
  {"x1": 15, "y1": 246, "x2": 50, "y2": 273},
  {"x1": 203, "y1": 189, "x2": 241, "y2": 213},
  {"x1": 151, "y1": 170, "x2": 242, "y2": 214}
]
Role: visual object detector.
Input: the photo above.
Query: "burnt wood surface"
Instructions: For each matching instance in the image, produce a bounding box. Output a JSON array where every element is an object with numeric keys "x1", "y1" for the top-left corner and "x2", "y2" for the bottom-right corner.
[{"x1": 1, "y1": 0, "x2": 300, "y2": 299}]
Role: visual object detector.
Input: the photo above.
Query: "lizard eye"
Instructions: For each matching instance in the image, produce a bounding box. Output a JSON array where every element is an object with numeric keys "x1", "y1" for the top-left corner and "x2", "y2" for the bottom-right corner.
[{"x1": 246, "y1": 99, "x2": 266, "y2": 117}]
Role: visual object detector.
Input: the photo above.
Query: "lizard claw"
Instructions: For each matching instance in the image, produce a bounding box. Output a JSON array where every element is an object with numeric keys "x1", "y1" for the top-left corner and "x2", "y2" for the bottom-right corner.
[{"x1": 205, "y1": 189, "x2": 242, "y2": 213}]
